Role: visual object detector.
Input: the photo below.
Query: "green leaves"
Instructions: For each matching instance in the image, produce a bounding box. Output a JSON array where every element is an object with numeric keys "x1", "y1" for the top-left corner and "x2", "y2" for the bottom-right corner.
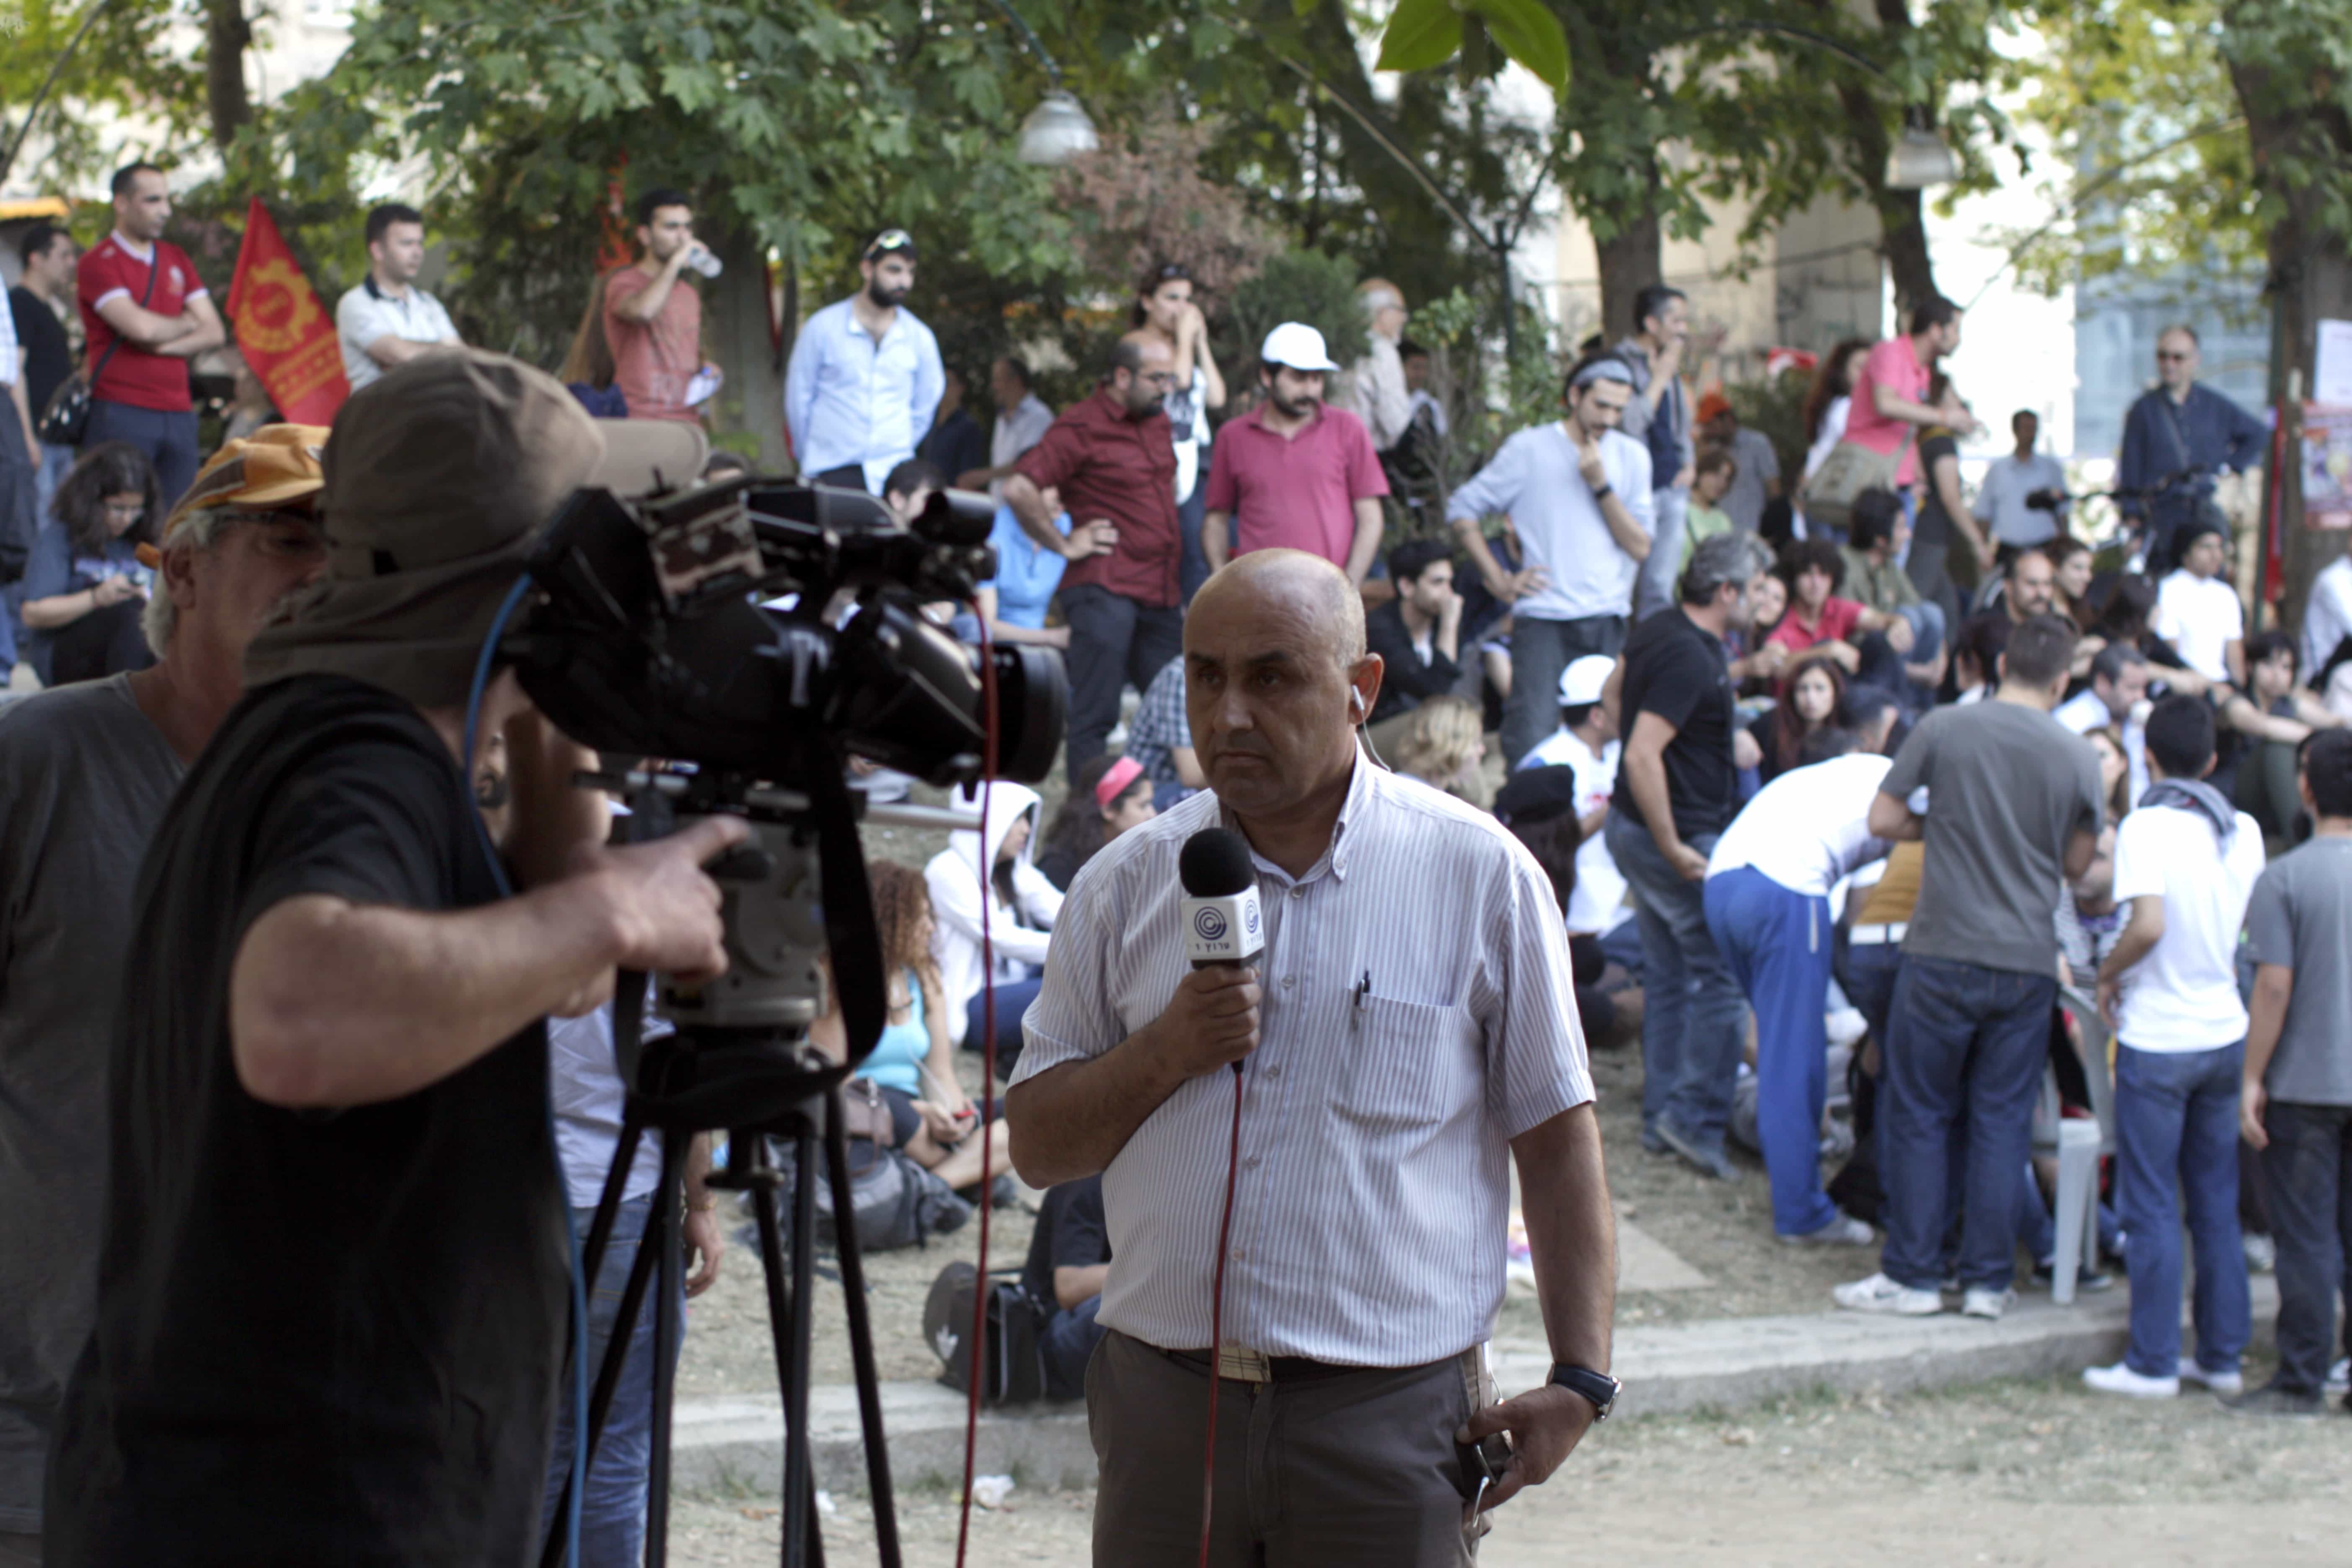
[{"x1": 1375, "y1": 0, "x2": 1569, "y2": 92}]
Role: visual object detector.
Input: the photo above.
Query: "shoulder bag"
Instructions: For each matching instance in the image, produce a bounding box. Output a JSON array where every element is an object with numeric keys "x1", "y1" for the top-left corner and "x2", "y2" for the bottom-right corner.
[
  {"x1": 38, "y1": 246, "x2": 162, "y2": 448},
  {"x1": 1803, "y1": 426, "x2": 1915, "y2": 536}
]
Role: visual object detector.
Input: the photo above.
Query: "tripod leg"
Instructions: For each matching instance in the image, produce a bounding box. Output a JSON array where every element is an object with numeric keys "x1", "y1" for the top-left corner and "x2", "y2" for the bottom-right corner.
[
  {"x1": 539, "y1": 1114, "x2": 658, "y2": 1568},
  {"x1": 781, "y1": 1131, "x2": 820, "y2": 1568},
  {"x1": 748, "y1": 1142, "x2": 799, "y2": 1568},
  {"x1": 644, "y1": 1130, "x2": 690, "y2": 1568},
  {"x1": 824, "y1": 1096, "x2": 901, "y2": 1567}
]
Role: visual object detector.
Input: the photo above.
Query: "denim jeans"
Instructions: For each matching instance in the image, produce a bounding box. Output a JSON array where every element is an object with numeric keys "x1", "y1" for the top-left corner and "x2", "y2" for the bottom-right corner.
[
  {"x1": 34, "y1": 441, "x2": 74, "y2": 521},
  {"x1": 86, "y1": 399, "x2": 199, "y2": 511},
  {"x1": 541, "y1": 1193, "x2": 683, "y2": 1568},
  {"x1": 1060, "y1": 583, "x2": 1184, "y2": 776},
  {"x1": 1041, "y1": 1292, "x2": 1107, "y2": 1401},
  {"x1": 1705, "y1": 867, "x2": 1840, "y2": 1235},
  {"x1": 1500, "y1": 612, "x2": 1627, "y2": 769},
  {"x1": 2115, "y1": 1042, "x2": 2251, "y2": 1378},
  {"x1": 2258, "y1": 1101, "x2": 2352, "y2": 1395},
  {"x1": 965, "y1": 972, "x2": 1045, "y2": 1076},
  {"x1": 1878, "y1": 956, "x2": 2055, "y2": 1292},
  {"x1": 1606, "y1": 812, "x2": 1744, "y2": 1154}
]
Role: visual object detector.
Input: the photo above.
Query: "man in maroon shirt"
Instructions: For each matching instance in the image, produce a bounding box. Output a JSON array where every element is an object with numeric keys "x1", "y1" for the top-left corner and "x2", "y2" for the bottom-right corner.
[
  {"x1": 1003, "y1": 333, "x2": 1181, "y2": 774},
  {"x1": 1201, "y1": 322, "x2": 1388, "y2": 584},
  {"x1": 77, "y1": 164, "x2": 224, "y2": 508}
]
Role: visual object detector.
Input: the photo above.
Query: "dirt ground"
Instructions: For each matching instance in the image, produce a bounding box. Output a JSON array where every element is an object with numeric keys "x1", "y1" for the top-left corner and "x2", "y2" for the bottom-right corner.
[{"x1": 667, "y1": 1365, "x2": 2352, "y2": 1565}]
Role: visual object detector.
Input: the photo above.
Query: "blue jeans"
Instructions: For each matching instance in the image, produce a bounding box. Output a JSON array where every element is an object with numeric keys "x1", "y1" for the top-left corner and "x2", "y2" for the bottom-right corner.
[
  {"x1": 1878, "y1": 956, "x2": 2055, "y2": 1292},
  {"x1": 1705, "y1": 868, "x2": 1840, "y2": 1235},
  {"x1": 85, "y1": 399, "x2": 199, "y2": 511},
  {"x1": 2115, "y1": 1042, "x2": 2250, "y2": 1379},
  {"x1": 965, "y1": 973, "x2": 1045, "y2": 1074},
  {"x1": 1040, "y1": 1293, "x2": 1106, "y2": 1401},
  {"x1": 1500, "y1": 612, "x2": 1627, "y2": 769},
  {"x1": 541, "y1": 1193, "x2": 683, "y2": 1568},
  {"x1": 35, "y1": 441, "x2": 75, "y2": 520},
  {"x1": 1605, "y1": 812, "x2": 1744, "y2": 1154}
]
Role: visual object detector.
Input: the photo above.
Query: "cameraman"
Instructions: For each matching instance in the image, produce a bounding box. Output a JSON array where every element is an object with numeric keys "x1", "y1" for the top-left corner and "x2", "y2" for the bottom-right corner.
[{"x1": 44, "y1": 351, "x2": 748, "y2": 1564}]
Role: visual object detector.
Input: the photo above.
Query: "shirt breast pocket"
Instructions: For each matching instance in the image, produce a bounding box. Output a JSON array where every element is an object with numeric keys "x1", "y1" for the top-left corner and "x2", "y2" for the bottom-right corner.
[{"x1": 1332, "y1": 993, "x2": 1484, "y2": 1130}]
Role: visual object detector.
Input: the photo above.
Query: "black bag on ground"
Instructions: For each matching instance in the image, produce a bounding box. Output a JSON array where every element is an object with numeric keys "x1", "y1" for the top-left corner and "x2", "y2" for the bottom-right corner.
[{"x1": 923, "y1": 1262, "x2": 1047, "y2": 1406}]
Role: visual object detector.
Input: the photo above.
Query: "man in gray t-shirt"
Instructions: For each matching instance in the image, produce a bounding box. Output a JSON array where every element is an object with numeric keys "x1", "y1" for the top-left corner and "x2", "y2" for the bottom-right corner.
[
  {"x1": 0, "y1": 430, "x2": 325, "y2": 1556},
  {"x1": 1836, "y1": 615, "x2": 2102, "y2": 1320},
  {"x1": 2236, "y1": 729, "x2": 2352, "y2": 1409}
]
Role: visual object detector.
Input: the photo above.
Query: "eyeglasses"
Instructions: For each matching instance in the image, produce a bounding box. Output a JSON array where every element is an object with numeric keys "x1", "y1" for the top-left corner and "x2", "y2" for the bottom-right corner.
[{"x1": 1153, "y1": 263, "x2": 1190, "y2": 281}]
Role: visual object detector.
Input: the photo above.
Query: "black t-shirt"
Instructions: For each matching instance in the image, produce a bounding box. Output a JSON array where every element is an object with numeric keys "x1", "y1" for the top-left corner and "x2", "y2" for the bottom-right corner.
[
  {"x1": 1020, "y1": 1176, "x2": 1109, "y2": 1313},
  {"x1": 1614, "y1": 604, "x2": 1738, "y2": 840},
  {"x1": 1911, "y1": 429, "x2": 1960, "y2": 549},
  {"x1": 9, "y1": 286, "x2": 72, "y2": 420},
  {"x1": 46, "y1": 675, "x2": 568, "y2": 1565}
]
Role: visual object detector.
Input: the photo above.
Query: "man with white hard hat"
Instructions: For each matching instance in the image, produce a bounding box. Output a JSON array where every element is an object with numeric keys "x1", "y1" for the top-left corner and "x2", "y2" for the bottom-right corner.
[{"x1": 1202, "y1": 322, "x2": 1389, "y2": 585}]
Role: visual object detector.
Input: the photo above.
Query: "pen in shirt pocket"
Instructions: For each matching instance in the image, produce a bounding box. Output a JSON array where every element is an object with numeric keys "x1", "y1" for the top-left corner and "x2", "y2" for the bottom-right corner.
[{"x1": 1350, "y1": 970, "x2": 1372, "y2": 1029}]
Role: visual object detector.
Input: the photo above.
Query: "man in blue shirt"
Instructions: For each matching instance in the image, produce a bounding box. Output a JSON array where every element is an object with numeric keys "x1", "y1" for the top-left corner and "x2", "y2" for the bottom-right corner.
[
  {"x1": 784, "y1": 229, "x2": 944, "y2": 494},
  {"x1": 2118, "y1": 325, "x2": 2266, "y2": 576}
]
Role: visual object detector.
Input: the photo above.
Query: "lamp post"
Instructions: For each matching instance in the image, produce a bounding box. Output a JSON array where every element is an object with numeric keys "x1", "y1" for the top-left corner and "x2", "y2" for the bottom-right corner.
[
  {"x1": 990, "y1": 0, "x2": 1098, "y2": 166},
  {"x1": 1884, "y1": 108, "x2": 1961, "y2": 192}
]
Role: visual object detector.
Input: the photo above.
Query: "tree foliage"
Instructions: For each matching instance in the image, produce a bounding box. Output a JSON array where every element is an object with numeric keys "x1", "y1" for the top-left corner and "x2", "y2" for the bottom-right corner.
[{"x1": 1, "y1": 0, "x2": 203, "y2": 188}]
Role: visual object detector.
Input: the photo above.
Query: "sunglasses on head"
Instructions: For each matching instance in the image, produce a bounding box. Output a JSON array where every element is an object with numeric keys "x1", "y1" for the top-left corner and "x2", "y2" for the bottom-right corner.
[{"x1": 865, "y1": 230, "x2": 914, "y2": 258}]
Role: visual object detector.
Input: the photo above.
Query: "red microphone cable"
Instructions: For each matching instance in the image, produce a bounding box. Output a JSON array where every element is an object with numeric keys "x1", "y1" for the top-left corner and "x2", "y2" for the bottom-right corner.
[
  {"x1": 1199, "y1": 1061, "x2": 1245, "y2": 1567},
  {"x1": 954, "y1": 608, "x2": 1001, "y2": 1568}
]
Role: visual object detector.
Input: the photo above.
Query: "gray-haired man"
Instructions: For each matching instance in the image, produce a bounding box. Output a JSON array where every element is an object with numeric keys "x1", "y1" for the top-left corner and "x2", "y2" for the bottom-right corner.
[{"x1": 1448, "y1": 353, "x2": 1656, "y2": 769}]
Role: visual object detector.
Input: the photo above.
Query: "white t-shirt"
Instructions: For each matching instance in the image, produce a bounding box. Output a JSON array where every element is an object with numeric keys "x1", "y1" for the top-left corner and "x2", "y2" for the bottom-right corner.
[
  {"x1": 2300, "y1": 554, "x2": 2352, "y2": 678},
  {"x1": 1518, "y1": 729, "x2": 1628, "y2": 933},
  {"x1": 2110, "y1": 802, "x2": 2267, "y2": 1052},
  {"x1": 1708, "y1": 753, "x2": 1894, "y2": 899},
  {"x1": 335, "y1": 280, "x2": 460, "y2": 392},
  {"x1": 2151, "y1": 569, "x2": 2244, "y2": 684}
]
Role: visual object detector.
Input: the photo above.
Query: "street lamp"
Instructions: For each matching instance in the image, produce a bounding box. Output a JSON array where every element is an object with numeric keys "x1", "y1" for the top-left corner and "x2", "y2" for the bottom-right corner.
[
  {"x1": 991, "y1": 1, "x2": 1098, "y2": 166},
  {"x1": 1884, "y1": 109, "x2": 1960, "y2": 191}
]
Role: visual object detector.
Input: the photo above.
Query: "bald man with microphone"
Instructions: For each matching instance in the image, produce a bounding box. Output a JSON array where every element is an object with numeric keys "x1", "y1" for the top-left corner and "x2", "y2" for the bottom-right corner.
[{"x1": 1008, "y1": 550, "x2": 1617, "y2": 1567}]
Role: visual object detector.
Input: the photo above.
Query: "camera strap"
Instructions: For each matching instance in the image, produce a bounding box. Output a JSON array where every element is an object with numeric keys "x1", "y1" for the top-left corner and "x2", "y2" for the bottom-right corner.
[{"x1": 805, "y1": 756, "x2": 887, "y2": 1071}]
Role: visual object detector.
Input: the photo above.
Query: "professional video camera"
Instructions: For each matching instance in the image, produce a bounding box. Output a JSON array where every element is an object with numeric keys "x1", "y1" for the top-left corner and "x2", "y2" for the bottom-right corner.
[{"x1": 503, "y1": 475, "x2": 1066, "y2": 1568}]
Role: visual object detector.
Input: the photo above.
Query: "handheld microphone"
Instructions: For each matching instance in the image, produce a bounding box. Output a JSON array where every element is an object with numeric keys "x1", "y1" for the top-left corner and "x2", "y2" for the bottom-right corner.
[{"x1": 1179, "y1": 828, "x2": 1264, "y2": 970}]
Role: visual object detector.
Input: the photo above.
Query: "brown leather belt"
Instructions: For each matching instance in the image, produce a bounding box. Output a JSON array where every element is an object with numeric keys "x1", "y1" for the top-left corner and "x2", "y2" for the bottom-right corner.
[{"x1": 1167, "y1": 1346, "x2": 1372, "y2": 1384}]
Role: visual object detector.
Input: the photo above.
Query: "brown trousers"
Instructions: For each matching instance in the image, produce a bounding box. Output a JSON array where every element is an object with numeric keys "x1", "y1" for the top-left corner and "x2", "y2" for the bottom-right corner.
[{"x1": 1086, "y1": 1330, "x2": 1491, "y2": 1568}]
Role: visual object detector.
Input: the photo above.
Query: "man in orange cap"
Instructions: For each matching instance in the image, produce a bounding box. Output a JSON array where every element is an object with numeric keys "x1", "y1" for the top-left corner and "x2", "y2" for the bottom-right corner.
[{"x1": 0, "y1": 425, "x2": 329, "y2": 1564}]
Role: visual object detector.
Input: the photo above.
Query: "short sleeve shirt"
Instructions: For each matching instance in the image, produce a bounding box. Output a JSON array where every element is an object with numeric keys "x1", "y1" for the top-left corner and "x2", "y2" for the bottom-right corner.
[
  {"x1": 604, "y1": 263, "x2": 703, "y2": 423},
  {"x1": 1613, "y1": 606, "x2": 1739, "y2": 840},
  {"x1": 2151, "y1": 570, "x2": 2244, "y2": 685},
  {"x1": 1121, "y1": 658, "x2": 1192, "y2": 789},
  {"x1": 44, "y1": 675, "x2": 567, "y2": 1562},
  {"x1": 77, "y1": 235, "x2": 203, "y2": 412},
  {"x1": 2242, "y1": 837, "x2": 2352, "y2": 1104},
  {"x1": 1842, "y1": 336, "x2": 1928, "y2": 487},
  {"x1": 334, "y1": 281, "x2": 459, "y2": 392},
  {"x1": 2109, "y1": 804, "x2": 2264, "y2": 1051},
  {"x1": 1202, "y1": 403, "x2": 1388, "y2": 567},
  {"x1": 1020, "y1": 1176, "x2": 1109, "y2": 1310},
  {"x1": 1766, "y1": 596, "x2": 1865, "y2": 658}
]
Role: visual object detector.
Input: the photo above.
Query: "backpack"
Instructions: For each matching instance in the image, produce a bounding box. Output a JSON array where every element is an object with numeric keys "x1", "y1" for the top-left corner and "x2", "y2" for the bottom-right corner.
[
  {"x1": 923, "y1": 1261, "x2": 1047, "y2": 1406},
  {"x1": 815, "y1": 1141, "x2": 971, "y2": 1255}
]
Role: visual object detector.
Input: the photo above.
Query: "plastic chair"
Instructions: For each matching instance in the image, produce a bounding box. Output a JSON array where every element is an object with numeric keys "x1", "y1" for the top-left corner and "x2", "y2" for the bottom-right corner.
[{"x1": 2033, "y1": 985, "x2": 2115, "y2": 1305}]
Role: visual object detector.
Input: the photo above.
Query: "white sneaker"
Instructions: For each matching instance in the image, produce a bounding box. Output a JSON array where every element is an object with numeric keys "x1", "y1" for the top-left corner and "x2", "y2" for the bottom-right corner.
[
  {"x1": 2178, "y1": 1359, "x2": 2244, "y2": 1395},
  {"x1": 2244, "y1": 1233, "x2": 2276, "y2": 1273},
  {"x1": 1961, "y1": 1286, "x2": 2018, "y2": 1320},
  {"x1": 2083, "y1": 1361, "x2": 2180, "y2": 1399},
  {"x1": 2327, "y1": 1357, "x2": 2350, "y2": 1397},
  {"x1": 1834, "y1": 1272, "x2": 1944, "y2": 1315},
  {"x1": 1782, "y1": 1212, "x2": 1874, "y2": 1247}
]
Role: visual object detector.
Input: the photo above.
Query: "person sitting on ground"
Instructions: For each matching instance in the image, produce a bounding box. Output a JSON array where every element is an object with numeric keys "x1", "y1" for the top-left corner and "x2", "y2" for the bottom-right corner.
[
  {"x1": 2220, "y1": 630, "x2": 2345, "y2": 848},
  {"x1": 833, "y1": 861, "x2": 1015, "y2": 1197},
  {"x1": 2233, "y1": 727, "x2": 2352, "y2": 1415},
  {"x1": 1388, "y1": 693, "x2": 1490, "y2": 808},
  {"x1": 2056, "y1": 642, "x2": 2153, "y2": 805},
  {"x1": 1704, "y1": 722, "x2": 1894, "y2": 1247},
  {"x1": 1838, "y1": 488, "x2": 1947, "y2": 690},
  {"x1": 924, "y1": 780, "x2": 1060, "y2": 1071},
  {"x1": 2152, "y1": 520, "x2": 2246, "y2": 689},
  {"x1": 1726, "y1": 570, "x2": 1791, "y2": 694},
  {"x1": 1948, "y1": 611, "x2": 2014, "y2": 704},
  {"x1": 1495, "y1": 765, "x2": 1620, "y2": 1042},
  {"x1": 1364, "y1": 536, "x2": 1468, "y2": 737},
  {"x1": 1019, "y1": 1174, "x2": 1111, "y2": 1401},
  {"x1": 1122, "y1": 655, "x2": 1204, "y2": 810},
  {"x1": 1748, "y1": 652, "x2": 1851, "y2": 785},
  {"x1": 975, "y1": 485, "x2": 1102, "y2": 651},
  {"x1": 2084, "y1": 694, "x2": 2264, "y2": 1400},
  {"x1": 18, "y1": 441, "x2": 161, "y2": 686},
  {"x1": 1765, "y1": 538, "x2": 1916, "y2": 687},
  {"x1": 2093, "y1": 573, "x2": 2213, "y2": 701},
  {"x1": 1518, "y1": 655, "x2": 1635, "y2": 949},
  {"x1": 1680, "y1": 448, "x2": 1737, "y2": 567},
  {"x1": 2042, "y1": 535, "x2": 2100, "y2": 635},
  {"x1": 1035, "y1": 754, "x2": 1156, "y2": 892}
]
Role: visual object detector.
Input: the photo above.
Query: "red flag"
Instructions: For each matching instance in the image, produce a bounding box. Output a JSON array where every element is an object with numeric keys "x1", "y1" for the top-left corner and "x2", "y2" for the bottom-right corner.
[{"x1": 225, "y1": 197, "x2": 349, "y2": 426}]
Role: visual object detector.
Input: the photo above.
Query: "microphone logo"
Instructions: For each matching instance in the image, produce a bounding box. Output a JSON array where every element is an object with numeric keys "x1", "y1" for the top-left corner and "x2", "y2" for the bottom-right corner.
[
  {"x1": 1246, "y1": 901, "x2": 1260, "y2": 938},
  {"x1": 1194, "y1": 906, "x2": 1230, "y2": 942}
]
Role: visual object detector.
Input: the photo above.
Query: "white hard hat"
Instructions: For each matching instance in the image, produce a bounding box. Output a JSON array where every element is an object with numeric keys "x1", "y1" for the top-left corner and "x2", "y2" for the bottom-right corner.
[{"x1": 1258, "y1": 322, "x2": 1341, "y2": 373}]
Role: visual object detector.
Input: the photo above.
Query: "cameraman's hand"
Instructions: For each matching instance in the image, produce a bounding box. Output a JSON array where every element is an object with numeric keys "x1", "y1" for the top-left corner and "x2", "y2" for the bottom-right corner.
[
  {"x1": 580, "y1": 815, "x2": 750, "y2": 982},
  {"x1": 1145, "y1": 966, "x2": 1262, "y2": 1079}
]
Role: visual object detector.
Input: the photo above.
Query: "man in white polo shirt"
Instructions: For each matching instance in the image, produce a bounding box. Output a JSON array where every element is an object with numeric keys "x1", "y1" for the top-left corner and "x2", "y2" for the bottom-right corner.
[
  {"x1": 334, "y1": 203, "x2": 462, "y2": 393},
  {"x1": 2151, "y1": 520, "x2": 2245, "y2": 688}
]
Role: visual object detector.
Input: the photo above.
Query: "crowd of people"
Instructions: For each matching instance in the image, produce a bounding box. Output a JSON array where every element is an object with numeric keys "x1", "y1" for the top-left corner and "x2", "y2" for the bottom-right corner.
[{"x1": 3, "y1": 159, "x2": 2351, "y2": 1567}]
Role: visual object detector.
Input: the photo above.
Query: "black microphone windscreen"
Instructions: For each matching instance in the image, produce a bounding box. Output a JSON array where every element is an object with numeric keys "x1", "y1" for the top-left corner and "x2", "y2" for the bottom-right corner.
[{"x1": 1179, "y1": 828, "x2": 1256, "y2": 898}]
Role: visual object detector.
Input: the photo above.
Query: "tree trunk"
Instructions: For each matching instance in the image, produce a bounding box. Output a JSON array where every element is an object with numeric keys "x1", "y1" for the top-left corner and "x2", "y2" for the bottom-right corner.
[
  {"x1": 1595, "y1": 209, "x2": 1661, "y2": 348},
  {"x1": 204, "y1": 0, "x2": 252, "y2": 152},
  {"x1": 1877, "y1": 188, "x2": 1937, "y2": 321},
  {"x1": 705, "y1": 220, "x2": 789, "y2": 472}
]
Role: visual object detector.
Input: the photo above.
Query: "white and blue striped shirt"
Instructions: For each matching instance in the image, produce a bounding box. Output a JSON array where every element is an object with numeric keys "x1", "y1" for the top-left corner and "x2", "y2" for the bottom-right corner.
[{"x1": 1013, "y1": 756, "x2": 1594, "y2": 1367}]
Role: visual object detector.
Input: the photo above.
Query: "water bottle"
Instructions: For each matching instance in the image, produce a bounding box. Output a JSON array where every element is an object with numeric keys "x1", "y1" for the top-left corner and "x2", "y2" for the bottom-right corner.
[{"x1": 684, "y1": 245, "x2": 723, "y2": 280}]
